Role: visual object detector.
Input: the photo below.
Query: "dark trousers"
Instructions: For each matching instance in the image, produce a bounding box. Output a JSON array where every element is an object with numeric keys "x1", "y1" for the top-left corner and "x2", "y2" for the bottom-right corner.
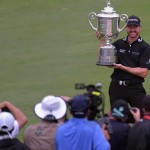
[{"x1": 109, "y1": 81, "x2": 146, "y2": 112}]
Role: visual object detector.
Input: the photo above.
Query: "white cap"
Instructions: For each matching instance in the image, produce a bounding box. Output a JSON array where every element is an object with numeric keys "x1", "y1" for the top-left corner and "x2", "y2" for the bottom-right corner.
[
  {"x1": 0, "y1": 112, "x2": 15, "y2": 132},
  {"x1": 34, "y1": 95, "x2": 67, "y2": 120}
]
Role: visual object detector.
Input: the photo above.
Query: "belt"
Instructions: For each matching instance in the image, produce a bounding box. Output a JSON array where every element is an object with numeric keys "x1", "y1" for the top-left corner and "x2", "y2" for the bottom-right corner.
[{"x1": 112, "y1": 79, "x2": 142, "y2": 86}]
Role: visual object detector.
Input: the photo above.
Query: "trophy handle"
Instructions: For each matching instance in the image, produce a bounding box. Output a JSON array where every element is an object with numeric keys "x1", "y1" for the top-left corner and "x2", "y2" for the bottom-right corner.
[
  {"x1": 88, "y1": 12, "x2": 97, "y2": 31},
  {"x1": 118, "y1": 14, "x2": 128, "y2": 32}
]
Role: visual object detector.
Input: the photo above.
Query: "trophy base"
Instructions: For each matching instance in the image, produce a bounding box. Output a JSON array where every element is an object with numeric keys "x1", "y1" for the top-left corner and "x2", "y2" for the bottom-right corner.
[
  {"x1": 96, "y1": 62, "x2": 114, "y2": 66},
  {"x1": 97, "y1": 45, "x2": 117, "y2": 66}
]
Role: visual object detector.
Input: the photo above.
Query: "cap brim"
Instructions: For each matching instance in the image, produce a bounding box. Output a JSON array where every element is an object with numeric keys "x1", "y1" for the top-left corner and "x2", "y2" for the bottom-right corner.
[
  {"x1": 112, "y1": 114, "x2": 128, "y2": 120},
  {"x1": 34, "y1": 97, "x2": 67, "y2": 120}
]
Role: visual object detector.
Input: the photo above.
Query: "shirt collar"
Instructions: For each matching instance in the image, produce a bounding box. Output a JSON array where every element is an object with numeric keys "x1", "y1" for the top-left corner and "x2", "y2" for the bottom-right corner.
[{"x1": 123, "y1": 36, "x2": 143, "y2": 43}]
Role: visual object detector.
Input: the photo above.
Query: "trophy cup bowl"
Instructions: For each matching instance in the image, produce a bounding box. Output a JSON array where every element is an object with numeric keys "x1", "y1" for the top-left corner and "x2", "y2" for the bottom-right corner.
[{"x1": 88, "y1": 0, "x2": 128, "y2": 66}]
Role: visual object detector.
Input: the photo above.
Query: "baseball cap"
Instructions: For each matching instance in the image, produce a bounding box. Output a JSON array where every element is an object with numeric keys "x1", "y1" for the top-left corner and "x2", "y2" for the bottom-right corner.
[
  {"x1": 126, "y1": 15, "x2": 141, "y2": 26},
  {"x1": 34, "y1": 95, "x2": 67, "y2": 120},
  {"x1": 111, "y1": 99, "x2": 130, "y2": 119},
  {"x1": 0, "y1": 112, "x2": 15, "y2": 132},
  {"x1": 69, "y1": 94, "x2": 90, "y2": 117}
]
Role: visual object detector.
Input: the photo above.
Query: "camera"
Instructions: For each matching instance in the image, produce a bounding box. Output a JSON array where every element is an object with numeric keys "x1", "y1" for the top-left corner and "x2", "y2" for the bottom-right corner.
[
  {"x1": 75, "y1": 83, "x2": 102, "y2": 91},
  {"x1": 96, "y1": 114, "x2": 113, "y2": 134},
  {"x1": 1, "y1": 107, "x2": 10, "y2": 112},
  {"x1": 75, "y1": 83, "x2": 86, "y2": 90},
  {"x1": 75, "y1": 82, "x2": 105, "y2": 119}
]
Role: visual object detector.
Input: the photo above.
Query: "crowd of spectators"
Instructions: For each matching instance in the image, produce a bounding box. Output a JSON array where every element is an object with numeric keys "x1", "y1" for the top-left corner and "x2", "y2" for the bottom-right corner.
[{"x1": 0, "y1": 93, "x2": 150, "y2": 150}]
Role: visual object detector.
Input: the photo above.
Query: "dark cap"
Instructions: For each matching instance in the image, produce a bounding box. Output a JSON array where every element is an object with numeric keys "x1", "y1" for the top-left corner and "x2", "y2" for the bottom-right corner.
[
  {"x1": 111, "y1": 99, "x2": 129, "y2": 119},
  {"x1": 69, "y1": 94, "x2": 90, "y2": 117},
  {"x1": 142, "y1": 95, "x2": 150, "y2": 111},
  {"x1": 127, "y1": 15, "x2": 141, "y2": 26}
]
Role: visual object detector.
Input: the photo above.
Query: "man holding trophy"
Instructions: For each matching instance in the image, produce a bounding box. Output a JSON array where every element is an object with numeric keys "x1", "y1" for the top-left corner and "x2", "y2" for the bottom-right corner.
[{"x1": 88, "y1": 0, "x2": 150, "y2": 115}]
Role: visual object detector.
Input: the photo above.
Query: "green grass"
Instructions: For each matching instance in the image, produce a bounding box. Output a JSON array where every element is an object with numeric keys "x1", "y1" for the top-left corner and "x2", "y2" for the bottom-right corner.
[{"x1": 0, "y1": 0, "x2": 150, "y2": 140}]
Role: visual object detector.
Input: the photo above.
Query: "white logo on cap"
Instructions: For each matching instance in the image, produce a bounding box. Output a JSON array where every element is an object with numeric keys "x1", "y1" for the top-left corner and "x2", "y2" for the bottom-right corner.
[
  {"x1": 128, "y1": 19, "x2": 138, "y2": 22},
  {"x1": 112, "y1": 107, "x2": 125, "y2": 117}
]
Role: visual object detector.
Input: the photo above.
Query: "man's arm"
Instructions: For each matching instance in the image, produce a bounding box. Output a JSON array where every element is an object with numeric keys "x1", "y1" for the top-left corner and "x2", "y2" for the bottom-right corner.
[
  {"x1": 0, "y1": 101, "x2": 27, "y2": 128},
  {"x1": 112, "y1": 63, "x2": 148, "y2": 78},
  {"x1": 60, "y1": 96, "x2": 71, "y2": 102},
  {"x1": 101, "y1": 124, "x2": 110, "y2": 141}
]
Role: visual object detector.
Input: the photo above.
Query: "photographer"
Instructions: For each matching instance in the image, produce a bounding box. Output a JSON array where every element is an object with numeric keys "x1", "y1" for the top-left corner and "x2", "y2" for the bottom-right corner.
[
  {"x1": 75, "y1": 83, "x2": 105, "y2": 119},
  {"x1": 75, "y1": 83, "x2": 112, "y2": 139},
  {"x1": 55, "y1": 94, "x2": 110, "y2": 150},
  {"x1": 0, "y1": 101, "x2": 30, "y2": 150},
  {"x1": 107, "y1": 99, "x2": 131, "y2": 150},
  {"x1": 99, "y1": 99, "x2": 140, "y2": 150},
  {"x1": 0, "y1": 101, "x2": 28, "y2": 129},
  {"x1": 127, "y1": 95, "x2": 150, "y2": 150}
]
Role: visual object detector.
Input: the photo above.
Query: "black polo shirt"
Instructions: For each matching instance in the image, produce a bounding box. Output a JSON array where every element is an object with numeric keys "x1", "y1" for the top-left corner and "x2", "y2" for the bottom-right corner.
[{"x1": 111, "y1": 36, "x2": 150, "y2": 82}]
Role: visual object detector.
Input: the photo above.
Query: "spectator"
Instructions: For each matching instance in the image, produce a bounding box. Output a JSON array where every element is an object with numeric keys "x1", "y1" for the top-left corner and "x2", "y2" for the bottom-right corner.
[
  {"x1": 96, "y1": 99, "x2": 140, "y2": 150},
  {"x1": 107, "y1": 99, "x2": 131, "y2": 150},
  {"x1": 55, "y1": 94, "x2": 110, "y2": 150},
  {"x1": 0, "y1": 101, "x2": 30, "y2": 150},
  {"x1": 127, "y1": 95, "x2": 150, "y2": 150},
  {"x1": 0, "y1": 101, "x2": 27, "y2": 129},
  {"x1": 24, "y1": 95, "x2": 68, "y2": 150}
]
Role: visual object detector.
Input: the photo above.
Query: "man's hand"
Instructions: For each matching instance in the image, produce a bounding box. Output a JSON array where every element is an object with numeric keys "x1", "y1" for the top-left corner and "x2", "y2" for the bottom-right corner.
[
  {"x1": 130, "y1": 107, "x2": 141, "y2": 122},
  {"x1": 96, "y1": 31, "x2": 105, "y2": 47},
  {"x1": 96, "y1": 31, "x2": 101, "y2": 40},
  {"x1": 112, "y1": 63, "x2": 123, "y2": 69},
  {"x1": 0, "y1": 101, "x2": 10, "y2": 111},
  {"x1": 102, "y1": 124, "x2": 110, "y2": 140}
]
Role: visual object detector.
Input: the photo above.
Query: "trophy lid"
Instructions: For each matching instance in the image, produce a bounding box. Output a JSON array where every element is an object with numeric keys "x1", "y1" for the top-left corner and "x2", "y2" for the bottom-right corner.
[{"x1": 101, "y1": 0, "x2": 116, "y2": 14}]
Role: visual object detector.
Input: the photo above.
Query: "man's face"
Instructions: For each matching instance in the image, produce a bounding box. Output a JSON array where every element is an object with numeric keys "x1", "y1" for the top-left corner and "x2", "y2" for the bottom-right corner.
[{"x1": 126, "y1": 25, "x2": 141, "y2": 38}]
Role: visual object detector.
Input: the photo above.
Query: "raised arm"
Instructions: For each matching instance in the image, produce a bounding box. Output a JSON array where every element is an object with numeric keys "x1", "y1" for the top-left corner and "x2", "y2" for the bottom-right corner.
[{"x1": 0, "y1": 101, "x2": 28, "y2": 128}]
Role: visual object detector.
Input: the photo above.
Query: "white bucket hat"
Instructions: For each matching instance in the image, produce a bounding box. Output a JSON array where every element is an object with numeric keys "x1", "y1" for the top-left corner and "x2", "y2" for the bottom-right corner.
[{"x1": 34, "y1": 95, "x2": 67, "y2": 120}]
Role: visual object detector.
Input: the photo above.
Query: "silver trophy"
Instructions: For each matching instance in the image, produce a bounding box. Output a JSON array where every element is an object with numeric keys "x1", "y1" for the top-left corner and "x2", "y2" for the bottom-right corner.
[{"x1": 88, "y1": 0, "x2": 128, "y2": 66}]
